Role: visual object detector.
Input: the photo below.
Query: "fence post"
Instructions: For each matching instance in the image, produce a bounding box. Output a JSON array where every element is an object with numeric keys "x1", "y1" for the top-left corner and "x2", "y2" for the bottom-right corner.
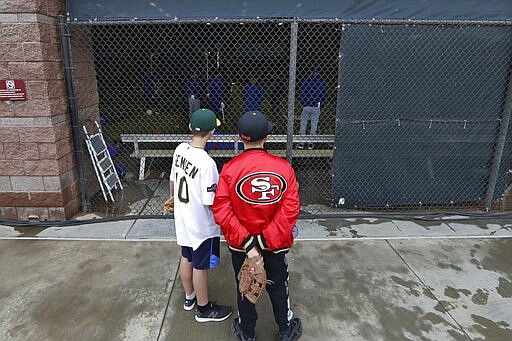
[
  {"x1": 484, "y1": 61, "x2": 512, "y2": 211},
  {"x1": 286, "y1": 21, "x2": 298, "y2": 163},
  {"x1": 58, "y1": 16, "x2": 90, "y2": 212}
]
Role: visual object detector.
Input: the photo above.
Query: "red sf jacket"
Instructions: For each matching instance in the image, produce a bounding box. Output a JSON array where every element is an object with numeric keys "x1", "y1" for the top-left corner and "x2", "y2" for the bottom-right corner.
[{"x1": 213, "y1": 149, "x2": 300, "y2": 253}]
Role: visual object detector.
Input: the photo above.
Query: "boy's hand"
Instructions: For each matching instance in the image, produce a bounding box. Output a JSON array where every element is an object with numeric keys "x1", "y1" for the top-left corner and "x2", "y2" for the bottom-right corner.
[{"x1": 246, "y1": 247, "x2": 260, "y2": 259}]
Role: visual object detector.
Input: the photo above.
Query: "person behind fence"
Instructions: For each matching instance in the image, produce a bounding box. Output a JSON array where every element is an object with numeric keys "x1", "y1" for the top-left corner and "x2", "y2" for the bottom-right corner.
[
  {"x1": 187, "y1": 69, "x2": 203, "y2": 117},
  {"x1": 270, "y1": 72, "x2": 287, "y2": 117},
  {"x1": 166, "y1": 108, "x2": 232, "y2": 323},
  {"x1": 243, "y1": 76, "x2": 265, "y2": 112},
  {"x1": 298, "y1": 66, "x2": 327, "y2": 150},
  {"x1": 142, "y1": 71, "x2": 157, "y2": 115},
  {"x1": 206, "y1": 68, "x2": 226, "y2": 123},
  {"x1": 213, "y1": 111, "x2": 303, "y2": 341}
]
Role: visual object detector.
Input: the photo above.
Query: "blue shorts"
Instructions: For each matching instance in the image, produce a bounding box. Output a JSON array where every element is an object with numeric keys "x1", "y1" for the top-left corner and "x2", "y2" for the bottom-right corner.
[{"x1": 181, "y1": 237, "x2": 220, "y2": 270}]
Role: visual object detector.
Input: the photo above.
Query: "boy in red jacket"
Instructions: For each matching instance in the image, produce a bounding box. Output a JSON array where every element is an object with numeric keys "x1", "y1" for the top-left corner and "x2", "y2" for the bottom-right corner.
[{"x1": 213, "y1": 111, "x2": 302, "y2": 341}]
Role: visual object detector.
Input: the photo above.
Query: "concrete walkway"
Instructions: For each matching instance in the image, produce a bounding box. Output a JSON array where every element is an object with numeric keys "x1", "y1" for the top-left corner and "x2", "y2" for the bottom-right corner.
[{"x1": 0, "y1": 217, "x2": 511, "y2": 340}]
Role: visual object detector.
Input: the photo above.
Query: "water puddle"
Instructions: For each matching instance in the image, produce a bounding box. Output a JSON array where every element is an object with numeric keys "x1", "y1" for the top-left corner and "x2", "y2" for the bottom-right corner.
[
  {"x1": 85, "y1": 180, "x2": 157, "y2": 217},
  {"x1": 14, "y1": 226, "x2": 50, "y2": 237}
]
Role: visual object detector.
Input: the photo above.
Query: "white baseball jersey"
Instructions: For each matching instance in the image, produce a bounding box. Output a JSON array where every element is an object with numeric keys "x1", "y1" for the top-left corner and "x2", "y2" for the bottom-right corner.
[{"x1": 170, "y1": 142, "x2": 220, "y2": 250}]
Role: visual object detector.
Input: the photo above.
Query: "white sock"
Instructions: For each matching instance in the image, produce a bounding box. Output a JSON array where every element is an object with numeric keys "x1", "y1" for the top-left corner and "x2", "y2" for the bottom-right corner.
[{"x1": 186, "y1": 291, "x2": 196, "y2": 300}]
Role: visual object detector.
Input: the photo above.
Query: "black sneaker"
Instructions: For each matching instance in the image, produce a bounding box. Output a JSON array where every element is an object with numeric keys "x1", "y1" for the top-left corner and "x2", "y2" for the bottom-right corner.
[
  {"x1": 307, "y1": 144, "x2": 313, "y2": 150},
  {"x1": 232, "y1": 318, "x2": 256, "y2": 341},
  {"x1": 183, "y1": 296, "x2": 196, "y2": 311},
  {"x1": 277, "y1": 318, "x2": 302, "y2": 341},
  {"x1": 297, "y1": 144, "x2": 304, "y2": 150},
  {"x1": 195, "y1": 302, "x2": 232, "y2": 322}
]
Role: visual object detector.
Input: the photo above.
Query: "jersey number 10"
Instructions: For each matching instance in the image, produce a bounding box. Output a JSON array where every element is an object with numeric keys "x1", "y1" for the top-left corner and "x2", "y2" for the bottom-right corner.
[{"x1": 177, "y1": 176, "x2": 189, "y2": 203}]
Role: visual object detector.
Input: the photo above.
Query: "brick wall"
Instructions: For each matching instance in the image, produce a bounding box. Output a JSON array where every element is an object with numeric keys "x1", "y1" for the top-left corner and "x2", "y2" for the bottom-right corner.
[{"x1": 0, "y1": 0, "x2": 92, "y2": 220}]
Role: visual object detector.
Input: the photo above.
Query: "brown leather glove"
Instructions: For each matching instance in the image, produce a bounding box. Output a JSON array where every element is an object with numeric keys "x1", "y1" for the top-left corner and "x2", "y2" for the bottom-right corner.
[
  {"x1": 163, "y1": 196, "x2": 174, "y2": 213},
  {"x1": 237, "y1": 253, "x2": 266, "y2": 304}
]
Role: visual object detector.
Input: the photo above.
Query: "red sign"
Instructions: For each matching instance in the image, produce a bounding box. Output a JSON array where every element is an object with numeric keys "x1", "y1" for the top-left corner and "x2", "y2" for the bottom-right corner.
[{"x1": 0, "y1": 79, "x2": 27, "y2": 101}]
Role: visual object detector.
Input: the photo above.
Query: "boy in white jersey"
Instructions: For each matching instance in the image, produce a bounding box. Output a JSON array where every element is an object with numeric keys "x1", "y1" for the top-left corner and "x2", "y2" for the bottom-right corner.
[{"x1": 168, "y1": 108, "x2": 232, "y2": 322}]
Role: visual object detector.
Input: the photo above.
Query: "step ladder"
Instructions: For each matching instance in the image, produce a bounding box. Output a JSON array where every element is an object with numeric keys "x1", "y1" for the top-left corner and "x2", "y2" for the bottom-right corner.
[{"x1": 83, "y1": 120, "x2": 123, "y2": 203}]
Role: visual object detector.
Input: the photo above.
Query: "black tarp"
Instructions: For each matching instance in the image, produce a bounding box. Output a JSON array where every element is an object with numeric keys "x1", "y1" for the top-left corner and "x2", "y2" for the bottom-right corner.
[
  {"x1": 67, "y1": 0, "x2": 512, "y2": 21},
  {"x1": 332, "y1": 24, "x2": 512, "y2": 208}
]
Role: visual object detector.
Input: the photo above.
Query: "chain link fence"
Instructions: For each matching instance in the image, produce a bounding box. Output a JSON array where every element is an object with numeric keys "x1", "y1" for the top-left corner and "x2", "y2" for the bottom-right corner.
[{"x1": 66, "y1": 19, "x2": 512, "y2": 216}]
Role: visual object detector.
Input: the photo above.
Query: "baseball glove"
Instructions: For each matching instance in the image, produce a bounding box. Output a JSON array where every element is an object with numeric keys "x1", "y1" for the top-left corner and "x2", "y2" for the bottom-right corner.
[
  {"x1": 237, "y1": 254, "x2": 267, "y2": 304},
  {"x1": 163, "y1": 196, "x2": 174, "y2": 213}
]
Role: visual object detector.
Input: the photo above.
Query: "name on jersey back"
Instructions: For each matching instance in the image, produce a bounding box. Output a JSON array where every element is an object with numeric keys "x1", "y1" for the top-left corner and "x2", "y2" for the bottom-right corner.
[{"x1": 174, "y1": 154, "x2": 199, "y2": 179}]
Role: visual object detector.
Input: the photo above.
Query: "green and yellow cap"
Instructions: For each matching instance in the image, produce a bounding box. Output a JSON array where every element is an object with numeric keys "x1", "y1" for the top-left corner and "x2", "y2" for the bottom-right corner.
[{"x1": 190, "y1": 109, "x2": 221, "y2": 132}]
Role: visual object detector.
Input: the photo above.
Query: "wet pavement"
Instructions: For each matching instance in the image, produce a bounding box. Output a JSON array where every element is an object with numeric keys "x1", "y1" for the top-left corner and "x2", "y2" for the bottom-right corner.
[{"x1": 1, "y1": 217, "x2": 511, "y2": 340}]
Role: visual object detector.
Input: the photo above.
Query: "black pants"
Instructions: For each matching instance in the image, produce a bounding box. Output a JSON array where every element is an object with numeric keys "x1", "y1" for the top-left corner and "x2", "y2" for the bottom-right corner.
[{"x1": 231, "y1": 249, "x2": 290, "y2": 337}]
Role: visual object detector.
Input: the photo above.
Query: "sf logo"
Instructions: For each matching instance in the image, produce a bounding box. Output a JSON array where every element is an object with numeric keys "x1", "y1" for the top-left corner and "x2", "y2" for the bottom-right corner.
[
  {"x1": 251, "y1": 177, "x2": 280, "y2": 200},
  {"x1": 236, "y1": 172, "x2": 287, "y2": 205}
]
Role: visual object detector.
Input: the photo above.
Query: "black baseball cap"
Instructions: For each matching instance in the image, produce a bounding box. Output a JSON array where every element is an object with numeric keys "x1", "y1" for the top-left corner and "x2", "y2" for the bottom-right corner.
[{"x1": 237, "y1": 111, "x2": 273, "y2": 141}]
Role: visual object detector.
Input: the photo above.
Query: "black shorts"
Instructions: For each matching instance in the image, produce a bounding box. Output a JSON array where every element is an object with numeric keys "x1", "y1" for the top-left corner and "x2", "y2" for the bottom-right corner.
[{"x1": 181, "y1": 237, "x2": 220, "y2": 270}]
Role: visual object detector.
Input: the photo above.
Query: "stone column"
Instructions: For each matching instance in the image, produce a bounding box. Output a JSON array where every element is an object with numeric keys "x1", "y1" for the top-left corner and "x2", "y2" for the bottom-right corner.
[{"x1": 0, "y1": 0, "x2": 83, "y2": 220}]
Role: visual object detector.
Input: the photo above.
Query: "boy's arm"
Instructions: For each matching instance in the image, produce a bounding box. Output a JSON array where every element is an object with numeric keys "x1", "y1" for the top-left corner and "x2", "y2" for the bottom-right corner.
[
  {"x1": 260, "y1": 168, "x2": 300, "y2": 250},
  {"x1": 213, "y1": 173, "x2": 254, "y2": 250},
  {"x1": 201, "y1": 159, "x2": 219, "y2": 207},
  {"x1": 165, "y1": 157, "x2": 176, "y2": 212},
  {"x1": 163, "y1": 179, "x2": 175, "y2": 213}
]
